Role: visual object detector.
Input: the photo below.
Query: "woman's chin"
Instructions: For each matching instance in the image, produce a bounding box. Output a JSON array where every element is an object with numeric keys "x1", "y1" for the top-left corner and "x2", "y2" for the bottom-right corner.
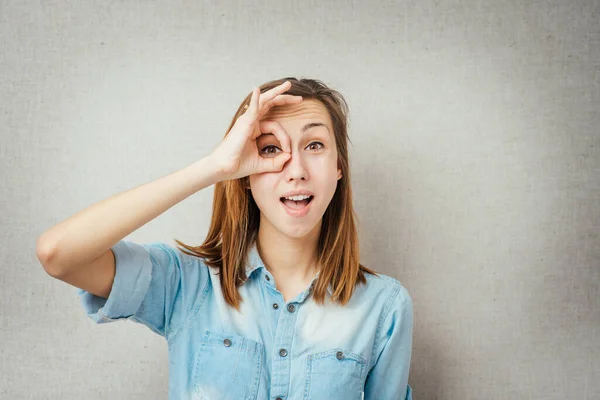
[
  {"x1": 274, "y1": 218, "x2": 322, "y2": 240},
  {"x1": 278, "y1": 226, "x2": 314, "y2": 240}
]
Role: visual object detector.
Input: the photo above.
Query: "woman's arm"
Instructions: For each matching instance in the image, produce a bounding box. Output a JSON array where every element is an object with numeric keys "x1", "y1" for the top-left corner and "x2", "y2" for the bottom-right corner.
[
  {"x1": 363, "y1": 284, "x2": 414, "y2": 399},
  {"x1": 36, "y1": 156, "x2": 221, "y2": 278}
]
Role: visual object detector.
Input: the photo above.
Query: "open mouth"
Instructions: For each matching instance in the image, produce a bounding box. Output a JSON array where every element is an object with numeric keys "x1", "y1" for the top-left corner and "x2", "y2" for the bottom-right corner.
[{"x1": 279, "y1": 195, "x2": 314, "y2": 210}]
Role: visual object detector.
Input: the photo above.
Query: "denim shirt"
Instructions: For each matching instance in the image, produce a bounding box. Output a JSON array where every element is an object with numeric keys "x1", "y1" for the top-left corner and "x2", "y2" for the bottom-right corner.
[{"x1": 78, "y1": 240, "x2": 414, "y2": 400}]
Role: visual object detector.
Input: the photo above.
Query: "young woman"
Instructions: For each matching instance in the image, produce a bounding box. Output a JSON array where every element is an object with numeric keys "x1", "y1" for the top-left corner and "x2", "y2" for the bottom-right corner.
[{"x1": 37, "y1": 78, "x2": 414, "y2": 399}]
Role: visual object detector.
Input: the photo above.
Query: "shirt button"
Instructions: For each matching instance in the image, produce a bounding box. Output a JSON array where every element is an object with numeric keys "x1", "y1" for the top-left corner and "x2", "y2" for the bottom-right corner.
[
  {"x1": 265, "y1": 275, "x2": 271, "y2": 281},
  {"x1": 287, "y1": 304, "x2": 296, "y2": 313},
  {"x1": 279, "y1": 348, "x2": 288, "y2": 357},
  {"x1": 336, "y1": 351, "x2": 344, "y2": 360},
  {"x1": 272, "y1": 303, "x2": 279, "y2": 310},
  {"x1": 223, "y1": 339, "x2": 232, "y2": 347},
  {"x1": 275, "y1": 398, "x2": 284, "y2": 400}
]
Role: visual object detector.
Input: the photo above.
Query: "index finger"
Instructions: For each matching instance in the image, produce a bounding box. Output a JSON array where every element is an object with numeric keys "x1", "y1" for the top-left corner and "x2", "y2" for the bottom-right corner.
[
  {"x1": 258, "y1": 81, "x2": 293, "y2": 109},
  {"x1": 256, "y1": 120, "x2": 291, "y2": 153}
]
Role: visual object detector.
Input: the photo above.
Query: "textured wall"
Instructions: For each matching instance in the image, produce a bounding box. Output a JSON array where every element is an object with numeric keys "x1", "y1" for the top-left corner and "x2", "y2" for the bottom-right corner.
[{"x1": 1, "y1": 1, "x2": 598, "y2": 399}]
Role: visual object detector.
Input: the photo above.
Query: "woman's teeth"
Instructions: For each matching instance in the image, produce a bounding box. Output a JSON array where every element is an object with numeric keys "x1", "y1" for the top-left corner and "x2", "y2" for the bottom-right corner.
[{"x1": 283, "y1": 195, "x2": 311, "y2": 201}]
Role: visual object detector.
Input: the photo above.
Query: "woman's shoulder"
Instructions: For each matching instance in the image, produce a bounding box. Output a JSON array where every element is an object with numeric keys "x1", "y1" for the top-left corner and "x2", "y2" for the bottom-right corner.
[
  {"x1": 360, "y1": 271, "x2": 413, "y2": 313},
  {"x1": 363, "y1": 270, "x2": 410, "y2": 292}
]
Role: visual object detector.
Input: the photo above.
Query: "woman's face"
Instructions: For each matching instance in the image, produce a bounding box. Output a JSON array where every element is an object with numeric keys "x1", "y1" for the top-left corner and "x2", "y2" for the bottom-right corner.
[{"x1": 249, "y1": 99, "x2": 342, "y2": 239}]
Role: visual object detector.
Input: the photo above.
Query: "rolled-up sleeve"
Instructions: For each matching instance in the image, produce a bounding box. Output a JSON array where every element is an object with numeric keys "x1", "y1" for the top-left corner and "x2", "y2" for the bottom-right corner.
[
  {"x1": 364, "y1": 283, "x2": 414, "y2": 400},
  {"x1": 77, "y1": 240, "x2": 208, "y2": 340},
  {"x1": 78, "y1": 241, "x2": 152, "y2": 323}
]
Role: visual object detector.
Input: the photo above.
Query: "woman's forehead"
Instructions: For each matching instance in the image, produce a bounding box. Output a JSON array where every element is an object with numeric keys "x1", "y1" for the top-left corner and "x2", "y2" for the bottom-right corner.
[{"x1": 264, "y1": 99, "x2": 332, "y2": 126}]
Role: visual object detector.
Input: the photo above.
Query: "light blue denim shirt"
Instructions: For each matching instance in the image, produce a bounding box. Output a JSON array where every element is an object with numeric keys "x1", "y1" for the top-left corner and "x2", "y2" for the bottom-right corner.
[{"x1": 78, "y1": 239, "x2": 413, "y2": 400}]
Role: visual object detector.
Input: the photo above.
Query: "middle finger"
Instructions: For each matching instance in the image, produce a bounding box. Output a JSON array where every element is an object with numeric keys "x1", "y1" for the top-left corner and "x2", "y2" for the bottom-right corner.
[{"x1": 258, "y1": 94, "x2": 303, "y2": 118}]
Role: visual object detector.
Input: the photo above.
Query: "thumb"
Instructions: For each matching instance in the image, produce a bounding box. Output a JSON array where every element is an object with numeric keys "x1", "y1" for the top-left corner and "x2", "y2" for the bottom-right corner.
[{"x1": 258, "y1": 152, "x2": 291, "y2": 173}]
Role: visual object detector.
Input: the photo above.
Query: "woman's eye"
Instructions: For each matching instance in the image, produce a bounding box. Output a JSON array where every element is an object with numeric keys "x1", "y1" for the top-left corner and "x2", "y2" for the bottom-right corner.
[
  {"x1": 261, "y1": 142, "x2": 323, "y2": 156},
  {"x1": 306, "y1": 141, "x2": 324, "y2": 151},
  {"x1": 260, "y1": 145, "x2": 281, "y2": 156}
]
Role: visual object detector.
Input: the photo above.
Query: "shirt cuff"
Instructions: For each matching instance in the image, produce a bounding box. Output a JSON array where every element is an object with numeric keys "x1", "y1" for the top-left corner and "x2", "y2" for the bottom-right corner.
[{"x1": 77, "y1": 241, "x2": 153, "y2": 323}]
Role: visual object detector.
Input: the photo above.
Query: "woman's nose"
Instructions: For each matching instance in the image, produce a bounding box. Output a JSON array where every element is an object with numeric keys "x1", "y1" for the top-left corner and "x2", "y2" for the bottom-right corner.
[{"x1": 283, "y1": 151, "x2": 308, "y2": 181}]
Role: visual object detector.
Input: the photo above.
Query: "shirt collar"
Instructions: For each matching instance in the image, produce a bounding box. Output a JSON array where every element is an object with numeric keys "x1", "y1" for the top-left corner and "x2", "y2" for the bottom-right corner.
[
  {"x1": 245, "y1": 240, "x2": 266, "y2": 277},
  {"x1": 244, "y1": 240, "x2": 333, "y2": 296}
]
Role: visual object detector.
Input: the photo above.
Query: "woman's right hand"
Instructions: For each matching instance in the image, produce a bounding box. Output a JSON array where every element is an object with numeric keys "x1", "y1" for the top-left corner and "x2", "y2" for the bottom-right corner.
[{"x1": 209, "y1": 81, "x2": 303, "y2": 181}]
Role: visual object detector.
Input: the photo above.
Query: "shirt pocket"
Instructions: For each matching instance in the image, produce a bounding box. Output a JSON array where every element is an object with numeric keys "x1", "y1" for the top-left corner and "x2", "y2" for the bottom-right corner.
[
  {"x1": 193, "y1": 330, "x2": 264, "y2": 400},
  {"x1": 304, "y1": 348, "x2": 367, "y2": 400}
]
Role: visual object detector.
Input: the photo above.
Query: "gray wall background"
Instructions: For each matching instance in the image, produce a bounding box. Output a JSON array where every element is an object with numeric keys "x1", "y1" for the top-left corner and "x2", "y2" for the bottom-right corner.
[{"x1": 1, "y1": 1, "x2": 598, "y2": 399}]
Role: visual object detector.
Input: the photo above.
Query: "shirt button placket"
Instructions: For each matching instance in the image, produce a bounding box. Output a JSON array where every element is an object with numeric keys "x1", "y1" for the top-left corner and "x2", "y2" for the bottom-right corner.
[{"x1": 271, "y1": 302, "x2": 298, "y2": 398}]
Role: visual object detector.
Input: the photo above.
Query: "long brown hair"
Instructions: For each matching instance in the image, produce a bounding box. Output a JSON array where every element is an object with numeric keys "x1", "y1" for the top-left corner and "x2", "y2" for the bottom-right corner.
[{"x1": 174, "y1": 77, "x2": 377, "y2": 311}]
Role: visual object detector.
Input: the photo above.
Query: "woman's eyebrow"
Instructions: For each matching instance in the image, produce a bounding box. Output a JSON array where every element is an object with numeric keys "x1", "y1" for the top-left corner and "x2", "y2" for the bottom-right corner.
[{"x1": 302, "y1": 122, "x2": 330, "y2": 134}]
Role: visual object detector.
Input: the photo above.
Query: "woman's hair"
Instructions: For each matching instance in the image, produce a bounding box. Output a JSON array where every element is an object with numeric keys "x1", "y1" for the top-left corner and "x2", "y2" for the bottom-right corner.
[{"x1": 174, "y1": 77, "x2": 377, "y2": 311}]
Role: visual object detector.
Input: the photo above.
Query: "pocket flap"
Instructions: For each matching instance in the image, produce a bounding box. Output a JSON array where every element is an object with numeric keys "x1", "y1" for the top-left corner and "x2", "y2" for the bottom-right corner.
[{"x1": 200, "y1": 330, "x2": 263, "y2": 354}]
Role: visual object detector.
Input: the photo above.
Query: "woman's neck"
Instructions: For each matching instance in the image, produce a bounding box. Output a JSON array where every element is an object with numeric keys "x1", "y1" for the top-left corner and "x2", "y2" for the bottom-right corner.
[{"x1": 256, "y1": 221, "x2": 321, "y2": 294}]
